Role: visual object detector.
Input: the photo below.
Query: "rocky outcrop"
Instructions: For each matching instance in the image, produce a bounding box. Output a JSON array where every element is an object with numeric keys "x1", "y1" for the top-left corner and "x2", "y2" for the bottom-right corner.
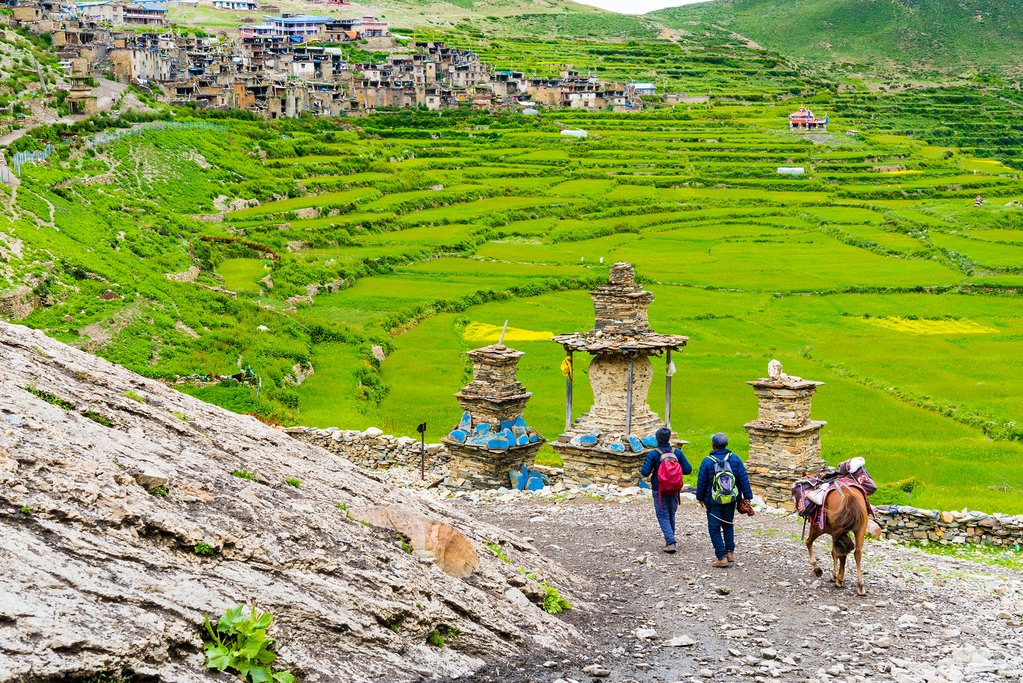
[{"x1": 0, "y1": 322, "x2": 577, "y2": 682}]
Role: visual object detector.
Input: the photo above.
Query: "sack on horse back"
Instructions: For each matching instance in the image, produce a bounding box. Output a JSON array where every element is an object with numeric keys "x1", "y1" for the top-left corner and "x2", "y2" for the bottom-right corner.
[{"x1": 837, "y1": 457, "x2": 877, "y2": 495}]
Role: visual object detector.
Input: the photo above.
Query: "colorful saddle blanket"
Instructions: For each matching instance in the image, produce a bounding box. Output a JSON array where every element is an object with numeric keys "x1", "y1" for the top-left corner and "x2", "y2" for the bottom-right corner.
[{"x1": 792, "y1": 459, "x2": 877, "y2": 530}]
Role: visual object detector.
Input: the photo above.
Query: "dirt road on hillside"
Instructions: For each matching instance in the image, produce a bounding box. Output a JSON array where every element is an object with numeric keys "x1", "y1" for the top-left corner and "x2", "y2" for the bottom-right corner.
[{"x1": 445, "y1": 495, "x2": 1023, "y2": 683}]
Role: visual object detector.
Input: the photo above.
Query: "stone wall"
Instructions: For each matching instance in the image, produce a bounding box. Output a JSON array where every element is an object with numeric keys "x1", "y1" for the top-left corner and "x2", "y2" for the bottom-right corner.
[
  {"x1": 285, "y1": 426, "x2": 449, "y2": 469},
  {"x1": 875, "y1": 505, "x2": 1023, "y2": 547}
]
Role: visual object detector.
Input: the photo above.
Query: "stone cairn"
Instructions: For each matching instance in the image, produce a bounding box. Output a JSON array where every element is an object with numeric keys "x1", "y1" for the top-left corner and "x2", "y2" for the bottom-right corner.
[
  {"x1": 551, "y1": 263, "x2": 688, "y2": 486},
  {"x1": 443, "y1": 340, "x2": 544, "y2": 488},
  {"x1": 743, "y1": 361, "x2": 827, "y2": 509}
]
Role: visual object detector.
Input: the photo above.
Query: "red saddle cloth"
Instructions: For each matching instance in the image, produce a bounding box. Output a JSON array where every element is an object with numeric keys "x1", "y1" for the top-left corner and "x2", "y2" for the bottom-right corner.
[{"x1": 792, "y1": 460, "x2": 876, "y2": 530}]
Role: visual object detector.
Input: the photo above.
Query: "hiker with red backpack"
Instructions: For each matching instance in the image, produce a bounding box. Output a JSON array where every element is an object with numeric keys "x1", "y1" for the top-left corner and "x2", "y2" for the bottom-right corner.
[
  {"x1": 695, "y1": 433, "x2": 754, "y2": 568},
  {"x1": 640, "y1": 427, "x2": 692, "y2": 554}
]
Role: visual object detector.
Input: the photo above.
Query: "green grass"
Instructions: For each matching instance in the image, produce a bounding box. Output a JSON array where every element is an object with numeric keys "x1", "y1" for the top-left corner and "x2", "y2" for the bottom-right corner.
[
  {"x1": 216, "y1": 258, "x2": 267, "y2": 294},
  {"x1": 9, "y1": 27, "x2": 1023, "y2": 516},
  {"x1": 653, "y1": 0, "x2": 1023, "y2": 77}
]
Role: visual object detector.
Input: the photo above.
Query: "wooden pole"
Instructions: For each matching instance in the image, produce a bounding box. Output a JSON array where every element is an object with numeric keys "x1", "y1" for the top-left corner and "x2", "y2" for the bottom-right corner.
[
  {"x1": 625, "y1": 355, "x2": 634, "y2": 436},
  {"x1": 565, "y1": 350, "x2": 573, "y2": 431},
  {"x1": 665, "y1": 349, "x2": 672, "y2": 431}
]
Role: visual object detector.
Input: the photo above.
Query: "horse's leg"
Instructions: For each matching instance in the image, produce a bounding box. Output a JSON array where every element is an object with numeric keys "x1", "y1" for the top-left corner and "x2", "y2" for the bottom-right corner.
[
  {"x1": 854, "y1": 525, "x2": 867, "y2": 596},
  {"x1": 836, "y1": 550, "x2": 847, "y2": 589},
  {"x1": 807, "y1": 527, "x2": 823, "y2": 577}
]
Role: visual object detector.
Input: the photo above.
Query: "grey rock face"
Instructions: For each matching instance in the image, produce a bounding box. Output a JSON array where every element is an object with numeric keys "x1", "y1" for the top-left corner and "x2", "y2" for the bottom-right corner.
[{"x1": 0, "y1": 322, "x2": 576, "y2": 682}]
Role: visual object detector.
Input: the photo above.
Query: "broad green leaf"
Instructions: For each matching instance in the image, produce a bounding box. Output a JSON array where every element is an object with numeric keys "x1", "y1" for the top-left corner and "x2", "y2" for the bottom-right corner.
[
  {"x1": 204, "y1": 645, "x2": 232, "y2": 671},
  {"x1": 252, "y1": 611, "x2": 274, "y2": 631},
  {"x1": 273, "y1": 671, "x2": 296, "y2": 683},
  {"x1": 240, "y1": 633, "x2": 265, "y2": 660},
  {"x1": 256, "y1": 648, "x2": 277, "y2": 665},
  {"x1": 248, "y1": 665, "x2": 272, "y2": 683}
]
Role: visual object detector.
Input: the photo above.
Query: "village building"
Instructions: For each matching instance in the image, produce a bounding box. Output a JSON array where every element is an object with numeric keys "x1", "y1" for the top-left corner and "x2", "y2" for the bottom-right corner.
[
  {"x1": 788, "y1": 106, "x2": 828, "y2": 130},
  {"x1": 627, "y1": 81, "x2": 656, "y2": 96},
  {"x1": 263, "y1": 14, "x2": 329, "y2": 41},
  {"x1": 213, "y1": 0, "x2": 257, "y2": 10},
  {"x1": 75, "y1": 0, "x2": 168, "y2": 26}
]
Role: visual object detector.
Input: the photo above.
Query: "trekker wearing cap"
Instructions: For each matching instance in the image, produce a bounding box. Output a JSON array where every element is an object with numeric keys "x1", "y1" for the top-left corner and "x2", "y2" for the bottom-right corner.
[
  {"x1": 640, "y1": 427, "x2": 692, "y2": 554},
  {"x1": 695, "y1": 433, "x2": 754, "y2": 568}
]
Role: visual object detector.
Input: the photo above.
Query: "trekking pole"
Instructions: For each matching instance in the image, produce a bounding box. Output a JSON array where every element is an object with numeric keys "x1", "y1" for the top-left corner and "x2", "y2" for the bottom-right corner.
[{"x1": 416, "y1": 422, "x2": 427, "y2": 481}]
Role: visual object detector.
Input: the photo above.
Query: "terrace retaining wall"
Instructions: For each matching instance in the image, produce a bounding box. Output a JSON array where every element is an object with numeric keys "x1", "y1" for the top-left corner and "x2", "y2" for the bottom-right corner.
[
  {"x1": 285, "y1": 426, "x2": 450, "y2": 470},
  {"x1": 875, "y1": 505, "x2": 1023, "y2": 547}
]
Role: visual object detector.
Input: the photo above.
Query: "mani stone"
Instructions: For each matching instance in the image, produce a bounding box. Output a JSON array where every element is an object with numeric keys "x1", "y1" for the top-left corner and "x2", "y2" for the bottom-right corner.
[
  {"x1": 551, "y1": 263, "x2": 688, "y2": 486},
  {"x1": 443, "y1": 343, "x2": 544, "y2": 489},
  {"x1": 744, "y1": 376, "x2": 827, "y2": 509}
]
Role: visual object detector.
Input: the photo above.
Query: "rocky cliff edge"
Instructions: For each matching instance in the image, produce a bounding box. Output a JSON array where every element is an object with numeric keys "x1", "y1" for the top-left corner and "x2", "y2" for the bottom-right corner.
[{"x1": 0, "y1": 322, "x2": 577, "y2": 682}]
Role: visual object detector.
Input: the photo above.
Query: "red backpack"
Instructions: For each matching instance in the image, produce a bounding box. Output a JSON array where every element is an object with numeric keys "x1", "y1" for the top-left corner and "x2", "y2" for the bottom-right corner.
[{"x1": 656, "y1": 448, "x2": 684, "y2": 508}]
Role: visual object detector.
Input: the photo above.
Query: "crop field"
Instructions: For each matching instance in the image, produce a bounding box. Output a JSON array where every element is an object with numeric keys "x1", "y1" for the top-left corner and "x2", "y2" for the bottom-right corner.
[{"x1": 8, "y1": 32, "x2": 1023, "y2": 514}]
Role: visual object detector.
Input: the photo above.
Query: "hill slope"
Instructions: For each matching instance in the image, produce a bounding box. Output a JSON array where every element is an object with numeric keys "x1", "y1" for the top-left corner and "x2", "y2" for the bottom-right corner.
[
  {"x1": 0, "y1": 321, "x2": 576, "y2": 681},
  {"x1": 651, "y1": 0, "x2": 1023, "y2": 76}
]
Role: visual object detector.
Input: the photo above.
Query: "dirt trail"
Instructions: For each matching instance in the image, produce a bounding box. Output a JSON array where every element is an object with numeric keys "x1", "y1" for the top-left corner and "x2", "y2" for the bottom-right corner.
[{"x1": 448, "y1": 495, "x2": 1023, "y2": 683}]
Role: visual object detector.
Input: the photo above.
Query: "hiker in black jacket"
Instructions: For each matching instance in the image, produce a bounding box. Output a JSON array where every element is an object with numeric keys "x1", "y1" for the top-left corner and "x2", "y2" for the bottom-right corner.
[{"x1": 640, "y1": 427, "x2": 692, "y2": 554}]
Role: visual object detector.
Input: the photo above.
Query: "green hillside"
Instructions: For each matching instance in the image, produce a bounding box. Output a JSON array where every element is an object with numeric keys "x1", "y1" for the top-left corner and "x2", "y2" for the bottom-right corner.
[
  {"x1": 652, "y1": 0, "x2": 1023, "y2": 76},
  {"x1": 4, "y1": 22, "x2": 1023, "y2": 514}
]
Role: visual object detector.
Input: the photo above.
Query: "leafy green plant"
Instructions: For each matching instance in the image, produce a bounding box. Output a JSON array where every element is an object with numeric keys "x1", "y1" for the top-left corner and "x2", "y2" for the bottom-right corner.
[
  {"x1": 232, "y1": 469, "x2": 256, "y2": 481},
  {"x1": 171, "y1": 411, "x2": 188, "y2": 423},
  {"x1": 336, "y1": 502, "x2": 354, "y2": 520},
  {"x1": 485, "y1": 542, "x2": 510, "y2": 564},
  {"x1": 284, "y1": 477, "x2": 301, "y2": 488},
  {"x1": 148, "y1": 485, "x2": 169, "y2": 497},
  {"x1": 425, "y1": 625, "x2": 459, "y2": 648},
  {"x1": 83, "y1": 409, "x2": 113, "y2": 427},
  {"x1": 122, "y1": 390, "x2": 146, "y2": 403},
  {"x1": 20, "y1": 504, "x2": 31, "y2": 515},
  {"x1": 395, "y1": 533, "x2": 413, "y2": 554},
  {"x1": 203, "y1": 604, "x2": 294, "y2": 683},
  {"x1": 24, "y1": 385, "x2": 74, "y2": 410},
  {"x1": 194, "y1": 542, "x2": 216, "y2": 557},
  {"x1": 540, "y1": 582, "x2": 572, "y2": 614}
]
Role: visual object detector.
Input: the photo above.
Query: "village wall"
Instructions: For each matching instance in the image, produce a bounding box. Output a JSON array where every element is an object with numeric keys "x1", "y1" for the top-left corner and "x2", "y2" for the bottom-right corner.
[
  {"x1": 875, "y1": 505, "x2": 1023, "y2": 547},
  {"x1": 285, "y1": 426, "x2": 449, "y2": 469}
]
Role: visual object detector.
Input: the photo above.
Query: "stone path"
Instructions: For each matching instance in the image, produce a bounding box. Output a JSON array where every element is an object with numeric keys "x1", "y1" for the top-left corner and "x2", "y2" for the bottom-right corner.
[{"x1": 447, "y1": 493, "x2": 1023, "y2": 683}]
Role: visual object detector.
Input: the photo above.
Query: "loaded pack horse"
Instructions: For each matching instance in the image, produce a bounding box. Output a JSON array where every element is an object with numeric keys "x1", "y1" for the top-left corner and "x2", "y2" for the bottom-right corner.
[{"x1": 805, "y1": 479, "x2": 870, "y2": 596}]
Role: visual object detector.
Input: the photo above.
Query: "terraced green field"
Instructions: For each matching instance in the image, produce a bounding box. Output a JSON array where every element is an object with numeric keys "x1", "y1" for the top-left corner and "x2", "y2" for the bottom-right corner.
[{"x1": 8, "y1": 32, "x2": 1023, "y2": 514}]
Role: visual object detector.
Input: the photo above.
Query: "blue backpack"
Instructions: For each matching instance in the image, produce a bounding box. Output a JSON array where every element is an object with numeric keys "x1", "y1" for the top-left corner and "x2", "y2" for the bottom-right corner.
[{"x1": 711, "y1": 453, "x2": 738, "y2": 505}]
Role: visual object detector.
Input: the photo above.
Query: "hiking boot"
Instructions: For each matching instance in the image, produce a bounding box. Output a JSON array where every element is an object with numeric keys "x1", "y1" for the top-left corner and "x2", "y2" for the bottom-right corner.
[
  {"x1": 711, "y1": 558, "x2": 729, "y2": 568},
  {"x1": 663, "y1": 543, "x2": 677, "y2": 554},
  {"x1": 726, "y1": 551, "x2": 735, "y2": 564}
]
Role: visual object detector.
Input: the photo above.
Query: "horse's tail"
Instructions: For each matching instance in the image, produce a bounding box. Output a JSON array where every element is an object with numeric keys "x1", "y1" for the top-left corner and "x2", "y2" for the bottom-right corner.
[{"x1": 828, "y1": 487, "x2": 867, "y2": 556}]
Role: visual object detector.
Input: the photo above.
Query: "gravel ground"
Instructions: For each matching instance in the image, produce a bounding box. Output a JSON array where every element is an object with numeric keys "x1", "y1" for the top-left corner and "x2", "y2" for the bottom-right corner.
[{"x1": 446, "y1": 493, "x2": 1023, "y2": 683}]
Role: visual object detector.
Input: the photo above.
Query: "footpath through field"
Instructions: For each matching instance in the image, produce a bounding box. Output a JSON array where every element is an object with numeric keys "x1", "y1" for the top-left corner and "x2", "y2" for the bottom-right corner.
[{"x1": 449, "y1": 494, "x2": 1023, "y2": 683}]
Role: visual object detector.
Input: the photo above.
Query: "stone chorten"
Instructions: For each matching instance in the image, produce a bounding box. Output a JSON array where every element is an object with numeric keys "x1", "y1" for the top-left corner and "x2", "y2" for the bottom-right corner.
[
  {"x1": 551, "y1": 263, "x2": 688, "y2": 486},
  {"x1": 443, "y1": 342, "x2": 544, "y2": 488},
  {"x1": 743, "y1": 361, "x2": 827, "y2": 509}
]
